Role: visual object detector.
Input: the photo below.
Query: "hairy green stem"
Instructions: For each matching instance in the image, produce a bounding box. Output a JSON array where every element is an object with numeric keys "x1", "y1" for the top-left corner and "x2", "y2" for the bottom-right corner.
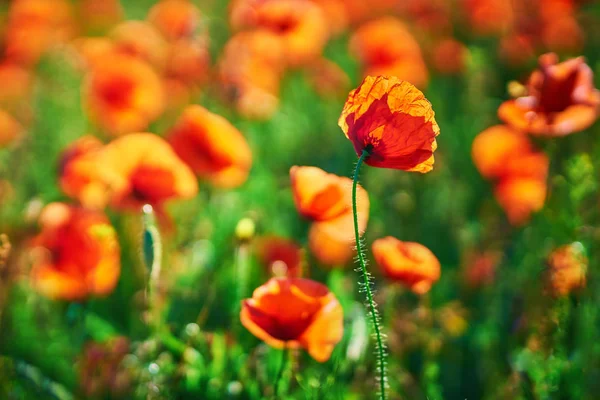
[{"x1": 352, "y1": 150, "x2": 387, "y2": 399}]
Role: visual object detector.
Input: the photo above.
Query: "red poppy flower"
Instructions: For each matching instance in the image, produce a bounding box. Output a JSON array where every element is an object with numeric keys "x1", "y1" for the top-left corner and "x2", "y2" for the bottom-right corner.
[
  {"x1": 167, "y1": 105, "x2": 252, "y2": 188},
  {"x1": 147, "y1": 0, "x2": 202, "y2": 41},
  {"x1": 498, "y1": 53, "x2": 600, "y2": 136},
  {"x1": 339, "y1": 75, "x2": 440, "y2": 172},
  {"x1": 30, "y1": 203, "x2": 121, "y2": 301},
  {"x1": 494, "y1": 177, "x2": 546, "y2": 226},
  {"x1": 255, "y1": 236, "x2": 305, "y2": 277},
  {"x1": 60, "y1": 133, "x2": 198, "y2": 211},
  {"x1": 372, "y1": 236, "x2": 440, "y2": 294},
  {"x1": 240, "y1": 277, "x2": 343, "y2": 362}
]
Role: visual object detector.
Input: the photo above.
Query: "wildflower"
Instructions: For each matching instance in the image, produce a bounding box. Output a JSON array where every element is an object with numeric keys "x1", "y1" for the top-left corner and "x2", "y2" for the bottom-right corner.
[
  {"x1": 372, "y1": 236, "x2": 440, "y2": 294},
  {"x1": 349, "y1": 18, "x2": 429, "y2": 88},
  {"x1": 494, "y1": 177, "x2": 547, "y2": 226},
  {"x1": 61, "y1": 133, "x2": 198, "y2": 211},
  {"x1": 546, "y1": 242, "x2": 587, "y2": 297},
  {"x1": 230, "y1": 0, "x2": 329, "y2": 68},
  {"x1": 254, "y1": 236, "x2": 304, "y2": 277},
  {"x1": 463, "y1": 250, "x2": 501, "y2": 287},
  {"x1": 498, "y1": 53, "x2": 600, "y2": 136},
  {"x1": 77, "y1": 0, "x2": 124, "y2": 34},
  {"x1": 305, "y1": 58, "x2": 350, "y2": 98},
  {"x1": 84, "y1": 54, "x2": 165, "y2": 136},
  {"x1": 290, "y1": 166, "x2": 369, "y2": 266},
  {"x1": 167, "y1": 105, "x2": 252, "y2": 188},
  {"x1": 217, "y1": 30, "x2": 285, "y2": 120},
  {"x1": 109, "y1": 21, "x2": 169, "y2": 70},
  {"x1": 30, "y1": 203, "x2": 121, "y2": 301},
  {"x1": 240, "y1": 277, "x2": 343, "y2": 362},
  {"x1": 147, "y1": 0, "x2": 202, "y2": 41},
  {"x1": 339, "y1": 75, "x2": 440, "y2": 172},
  {"x1": 463, "y1": 0, "x2": 514, "y2": 36},
  {"x1": 430, "y1": 38, "x2": 469, "y2": 75},
  {"x1": 164, "y1": 39, "x2": 210, "y2": 87}
]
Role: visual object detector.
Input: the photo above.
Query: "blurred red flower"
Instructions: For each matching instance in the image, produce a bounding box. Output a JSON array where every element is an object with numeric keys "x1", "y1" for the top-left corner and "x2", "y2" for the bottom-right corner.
[
  {"x1": 84, "y1": 54, "x2": 165, "y2": 136},
  {"x1": 499, "y1": 53, "x2": 600, "y2": 136},
  {"x1": 255, "y1": 236, "x2": 305, "y2": 277},
  {"x1": 147, "y1": 0, "x2": 202, "y2": 41},
  {"x1": 349, "y1": 18, "x2": 429, "y2": 89},
  {"x1": 109, "y1": 21, "x2": 169, "y2": 71},
  {"x1": 372, "y1": 236, "x2": 440, "y2": 294},
  {"x1": 494, "y1": 177, "x2": 547, "y2": 226},
  {"x1": 240, "y1": 277, "x2": 343, "y2": 362},
  {"x1": 339, "y1": 76, "x2": 440, "y2": 172},
  {"x1": 0, "y1": 110, "x2": 23, "y2": 148},
  {"x1": 30, "y1": 203, "x2": 120, "y2": 301},
  {"x1": 290, "y1": 166, "x2": 369, "y2": 266},
  {"x1": 61, "y1": 133, "x2": 198, "y2": 211},
  {"x1": 167, "y1": 105, "x2": 252, "y2": 188}
]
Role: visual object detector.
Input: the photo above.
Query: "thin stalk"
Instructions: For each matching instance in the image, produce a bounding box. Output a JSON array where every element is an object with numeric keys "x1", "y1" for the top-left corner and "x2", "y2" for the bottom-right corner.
[
  {"x1": 274, "y1": 347, "x2": 288, "y2": 398},
  {"x1": 352, "y1": 150, "x2": 387, "y2": 399}
]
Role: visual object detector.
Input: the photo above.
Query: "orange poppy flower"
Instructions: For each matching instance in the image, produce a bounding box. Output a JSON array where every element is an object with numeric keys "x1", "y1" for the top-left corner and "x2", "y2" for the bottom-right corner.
[
  {"x1": 546, "y1": 242, "x2": 587, "y2": 297},
  {"x1": 0, "y1": 62, "x2": 32, "y2": 108},
  {"x1": 30, "y1": 202, "x2": 120, "y2": 301},
  {"x1": 167, "y1": 105, "x2": 252, "y2": 188},
  {"x1": 255, "y1": 236, "x2": 305, "y2": 277},
  {"x1": 61, "y1": 133, "x2": 198, "y2": 210},
  {"x1": 0, "y1": 110, "x2": 23, "y2": 147},
  {"x1": 289, "y1": 166, "x2": 368, "y2": 229},
  {"x1": 109, "y1": 21, "x2": 169, "y2": 71},
  {"x1": 372, "y1": 236, "x2": 440, "y2": 294},
  {"x1": 4, "y1": 0, "x2": 75, "y2": 66},
  {"x1": 290, "y1": 166, "x2": 369, "y2": 266},
  {"x1": 308, "y1": 223, "x2": 355, "y2": 266},
  {"x1": 471, "y1": 125, "x2": 534, "y2": 179},
  {"x1": 349, "y1": 18, "x2": 429, "y2": 89},
  {"x1": 494, "y1": 177, "x2": 547, "y2": 226},
  {"x1": 240, "y1": 277, "x2": 343, "y2": 362},
  {"x1": 431, "y1": 38, "x2": 469, "y2": 75},
  {"x1": 84, "y1": 54, "x2": 165, "y2": 136},
  {"x1": 463, "y1": 0, "x2": 514, "y2": 36},
  {"x1": 339, "y1": 76, "x2": 440, "y2": 172},
  {"x1": 217, "y1": 30, "x2": 285, "y2": 120},
  {"x1": 498, "y1": 53, "x2": 600, "y2": 136},
  {"x1": 233, "y1": 0, "x2": 329, "y2": 68},
  {"x1": 164, "y1": 39, "x2": 210, "y2": 86},
  {"x1": 147, "y1": 0, "x2": 202, "y2": 41},
  {"x1": 71, "y1": 37, "x2": 117, "y2": 70}
]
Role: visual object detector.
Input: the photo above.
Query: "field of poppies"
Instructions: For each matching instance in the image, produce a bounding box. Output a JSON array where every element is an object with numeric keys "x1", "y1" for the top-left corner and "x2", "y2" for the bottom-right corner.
[{"x1": 1, "y1": 0, "x2": 600, "y2": 399}]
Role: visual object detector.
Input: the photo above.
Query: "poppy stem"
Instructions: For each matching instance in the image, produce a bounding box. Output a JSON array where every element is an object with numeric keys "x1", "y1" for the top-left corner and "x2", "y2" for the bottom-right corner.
[
  {"x1": 274, "y1": 347, "x2": 288, "y2": 398},
  {"x1": 352, "y1": 149, "x2": 387, "y2": 400}
]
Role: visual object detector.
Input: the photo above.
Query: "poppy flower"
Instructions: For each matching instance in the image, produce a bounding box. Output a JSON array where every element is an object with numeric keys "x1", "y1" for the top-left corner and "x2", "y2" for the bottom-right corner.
[
  {"x1": 147, "y1": 0, "x2": 202, "y2": 41},
  {"x1": 164, "y1": 39, "x2": 210, "y2": 87},
  {"x1": 84, "y1": 54, "x2": 165, "y2": 136},
  {"x1": 463, "y1": 250, "x2": 501, "y2": 287},
  {"x1": 430, "y1": 38, "x2": 469, "y2": 75},
  {"x1": 109, "y1": 21, "x2": 168, "y2": 71},
  {"x1": 0, "y1": 110, "x2": 23, "y2": 147},
  {"x1": 339, "y1": 75, "x2": 440, "y2": 173},
  {"x1": 463, "y1": 0, "x2": 514, "y2": 36},
  {"x1": 372, "y1": 237, "x2": 440, "y2": 294},
  {"x1": 349, "y1": 18, "x2": 429, "y2": 89},
  {"x1": 494, "y1": 177, "x2": 547, "y2": 226},
  {"x1": 167, "y1": 105, "x2": 252, "y2": 188},
  {"x1": 0, "y1": 62, "x2": 32, "y2": 109},
  {"x1": 4, "y1": 0, "x2": 75, "y2": 66},
  {"x1": 471, "y1": 125, "x2": 538, "y2": 180},
  {"x1": 61, "y1": 133, "x2": 198, "y2": 211},
  {"x1": 546, "y1": 242, "x2": 587, "y2": 297},
  {"x1": 232, "y1": 0, "x2": 329, "y2": 68},
  {"x1": 30, "y1": 202, "x2": 121, "y2": 301},
  {"x1": 290, "y1": 166, "x2": 369, "y2": 266},
  {"x1": 289, "y1": 166, "x2": 368, "y2": 231},
  {"x1": 72, "y1": 37, "x2": 117, "y2": 70},
  {"x1": 498, "y1": 53, "x2": 600, "y2": 136},
  {"x1": 255, "y1": 236, "x2": 305, "y2": 277},
  {"x1": 217, "y1": 30, "x2": 285, "y2": 120},
  {"x1": 240, "y1": 277, "x2": 343, "y2": 362}
]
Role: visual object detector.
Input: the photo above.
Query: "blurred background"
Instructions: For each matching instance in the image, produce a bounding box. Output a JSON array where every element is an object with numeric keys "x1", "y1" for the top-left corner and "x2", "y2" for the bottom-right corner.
[{"x1": 0, "y1": 0, "x2": 600, "y2": 399}]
